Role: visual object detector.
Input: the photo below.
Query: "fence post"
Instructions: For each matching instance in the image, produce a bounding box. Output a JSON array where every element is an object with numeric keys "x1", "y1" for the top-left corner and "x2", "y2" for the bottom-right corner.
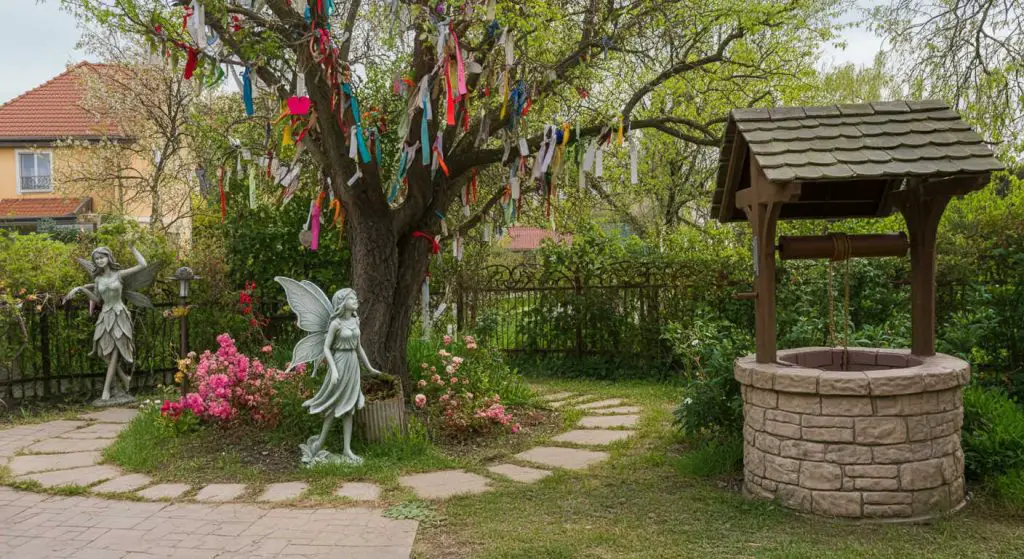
[{"x1": 40, "y1": 310, "x2": 51, "y2": 398}]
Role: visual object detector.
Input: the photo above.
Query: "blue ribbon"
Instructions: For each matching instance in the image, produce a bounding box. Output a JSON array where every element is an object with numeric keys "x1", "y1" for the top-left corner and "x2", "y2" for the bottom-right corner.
[
  {"x1": 241, "y1": 68, "x2": 254, "y2": 116},
  {"x1": 420, "y1": 99, "x2": 430, "y2": 166},
  {"x1": 485, "y1": 20, "x2": 500, "y2": 40},
  {"x1": 389, "y1": 149, "x2": 408, "y2": 203}
]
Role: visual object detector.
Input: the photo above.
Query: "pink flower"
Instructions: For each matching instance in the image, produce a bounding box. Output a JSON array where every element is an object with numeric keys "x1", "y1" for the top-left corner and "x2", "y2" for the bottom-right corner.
[
  {"x1": 511, "y1": 423, "x2": 521, "y2": 434},
  {"x1": 414, "y1": 394, "x2": 427, "y2": 408},
  {"x1": 466, "y1": 392, "x2": 473, "y2": 400},
  {"x1": 443, "y1": 335, "x2": 452, "y2": 345},
  {"x1": 430, "y1": 366, "x2": 436, "y2": 373},
  {"x1": 431, "y1": 374, "x2": 442, "y2": 384},
  {"x1": 417, "y1": 379, "x2": 427, "y2": 388},
  {"x1": 445, "y1": 365, "x2": 455, "y2": 375},
  {"x1": 420, "y1": 362, "x2": 428, "y2": 369},
  {"x1": 438, "y1": 349, "x2": 450, "y2": 358},
  {"x1": 450, "y1": 377, "x2": 458, "y2": 384},
  {"x1": 452, "y1": 356, "x2": 464, "y2": 365},
  {"x1": 260, "y1": 345, "x2": 273, "y2": 353}
]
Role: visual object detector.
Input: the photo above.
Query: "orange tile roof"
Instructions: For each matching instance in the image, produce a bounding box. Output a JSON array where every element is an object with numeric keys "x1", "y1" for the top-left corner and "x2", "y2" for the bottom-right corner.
[
  {"x1": 503, "y1": 226, "x2": 572, "y2": 251},
  {"x1": 0, "y1": 63, "x2": 124, "y2": 141},
  {"x1": 0, "y1": 197, "x2": 92, "y2": 219}
]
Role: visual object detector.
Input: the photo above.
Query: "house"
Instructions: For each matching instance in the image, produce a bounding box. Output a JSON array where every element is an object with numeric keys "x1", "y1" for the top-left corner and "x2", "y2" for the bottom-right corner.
[
  {"x1": 0, "y1": 63, "x2": 191, "y2": 244},
  {"x1": 500, "y1": 226, "x2": 572, "y2": 252}
]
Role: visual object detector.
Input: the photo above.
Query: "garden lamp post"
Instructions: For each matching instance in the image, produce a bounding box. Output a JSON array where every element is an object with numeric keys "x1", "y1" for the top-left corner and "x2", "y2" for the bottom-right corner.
[{"x1": 171, "y1": 266, "x2": 198, "y2": 396}]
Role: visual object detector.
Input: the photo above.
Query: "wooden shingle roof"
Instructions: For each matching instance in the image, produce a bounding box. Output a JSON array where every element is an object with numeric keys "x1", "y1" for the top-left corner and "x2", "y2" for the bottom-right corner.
[{"x1": 711, "y1": 100, "x2": 1004, "y2": 222}]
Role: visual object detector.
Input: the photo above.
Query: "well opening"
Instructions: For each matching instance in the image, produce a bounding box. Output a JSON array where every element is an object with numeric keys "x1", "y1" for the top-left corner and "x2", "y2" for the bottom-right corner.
[{"x1": 777, "y1": 347, "x2": 924, "y2": 372}]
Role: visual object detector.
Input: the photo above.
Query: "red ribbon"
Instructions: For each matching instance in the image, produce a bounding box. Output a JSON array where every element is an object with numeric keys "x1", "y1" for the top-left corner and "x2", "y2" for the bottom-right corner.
[
  {"x1": 183, "y1": 47, "x2": 199, "y2": 80},
  {"x1": 412, "y1": 231, "x2": 440, "y2": 254}
]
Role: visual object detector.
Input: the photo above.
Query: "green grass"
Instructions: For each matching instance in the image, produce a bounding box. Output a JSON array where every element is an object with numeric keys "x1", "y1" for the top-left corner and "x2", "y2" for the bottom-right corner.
[{"x1": 411, "y1": 377, "x2": 1024, "y2": 559}]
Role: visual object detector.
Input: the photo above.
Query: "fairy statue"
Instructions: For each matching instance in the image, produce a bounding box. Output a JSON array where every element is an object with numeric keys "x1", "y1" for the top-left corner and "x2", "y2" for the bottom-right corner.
[
  {"x1": 275, "y1": 277, "x2": 384, "y2": 466},
  {"x1": 65, "y1": 247, "x2": 159, "y2": 405}
]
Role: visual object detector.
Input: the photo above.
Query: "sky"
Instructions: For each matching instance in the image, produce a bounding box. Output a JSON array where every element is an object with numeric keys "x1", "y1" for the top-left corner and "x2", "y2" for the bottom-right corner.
[{"x1": 0, "y1": 0, "x2": 887, "y2": 105}]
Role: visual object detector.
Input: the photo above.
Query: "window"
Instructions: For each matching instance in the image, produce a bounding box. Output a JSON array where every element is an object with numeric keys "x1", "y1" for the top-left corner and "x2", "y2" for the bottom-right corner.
[{"x1": 16, "y1": 151, "x2": 53, "y2": 193}]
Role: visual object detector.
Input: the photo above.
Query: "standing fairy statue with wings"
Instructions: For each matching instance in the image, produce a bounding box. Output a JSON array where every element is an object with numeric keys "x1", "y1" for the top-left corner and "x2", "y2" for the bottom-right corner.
[
  {"x1": 65, "y1": 247, "x2": 159, "y2": 405},
  {"x1": 275, "y1": 277, "x2": 384, "y2": 466}
]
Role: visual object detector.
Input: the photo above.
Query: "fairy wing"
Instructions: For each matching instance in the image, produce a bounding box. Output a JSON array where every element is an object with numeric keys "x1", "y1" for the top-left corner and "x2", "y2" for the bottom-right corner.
[
  {"x1": 301, "y1": 280, "x2": 332, "y2": 313},
  {"x1": 274, "y1": 276, "x2": 331, "y2": 333},
  {"x1": 76, "y1": 257, "x2": 97, "y2": 277},
  {"x1": 123, "y1": 290, "x2": 153, "y2": 309},
  {"x1": 123, "y1": 262, "x2": 162, "y2": 291},
  {"x1": 287, "y1": 332, "x2": 327, "y2": 371}
]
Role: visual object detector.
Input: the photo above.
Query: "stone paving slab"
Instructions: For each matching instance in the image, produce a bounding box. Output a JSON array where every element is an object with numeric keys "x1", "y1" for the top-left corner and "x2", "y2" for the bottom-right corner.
[
  {"x1": 514, "y1": 446, "x2": 610, "y2": 471},
  {"x1": 0, "y1": 421, "x2": 89, "y2": 459},
  {"x1": 575, "y1": 398, "x2": 627, "y2": 410},
  {"x1": 588, "y1": 405, "x2": 642, "y2": 415},
  {"x1": 335, "y1": 482, "x2": 382, "y2": 501},
  {"x1": 91, "y1": 474, "x2": 153, "y2": 494},
  {"x1": 552, "y1": 429, "x2": 634, "y2": 446},
  {"x1": 194, "y1": 484, "x2": 247, "y2": 502},
  {"x1": 578, "y1": 414, "x2": 640, "y2": 429},
  {"x1": 540, "y1": 391, "x2": 575, "y2": 401},
  {"x1": 23, "y1": 437, "x2": 111, "y2": 454},
  {"x1": 59, "y1": 424, "x2": 124, "y2": 439},
  {"x1": 399, "y1": 469, "x2": 491, "y2": 500},
  {"x1": 136, "y1": 483, "x2": 191, "y2": 500},
  {"x1": 257, "y1": 482, "x2": 307, "y2": 502},
  {"x1": 17, "y1": 465, "x2": 122, "y2": 488},
  {"x1": 80, "y1": 408, "x2": 138, "y2": 424},
  {"x1": 0, "y1": 486, "x2": 417, "y2": 558},
  {"x1": 8, "y1": 451, "x2": 103, "y2": 475},
  {"x1": 487, "y1": 463, "x2": 553, "y2": 483}
]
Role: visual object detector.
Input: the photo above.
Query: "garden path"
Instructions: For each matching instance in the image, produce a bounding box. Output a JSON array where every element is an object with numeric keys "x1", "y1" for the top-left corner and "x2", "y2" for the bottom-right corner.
[{"x1": 0, "y1": 392, "x2": 637, "y2": 557}]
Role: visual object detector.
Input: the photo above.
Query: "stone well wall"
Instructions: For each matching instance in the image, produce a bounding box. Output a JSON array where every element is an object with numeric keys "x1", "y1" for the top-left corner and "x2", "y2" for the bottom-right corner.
[{"x1": 736, "y1": 347, "x2": 970, "y2": 520}]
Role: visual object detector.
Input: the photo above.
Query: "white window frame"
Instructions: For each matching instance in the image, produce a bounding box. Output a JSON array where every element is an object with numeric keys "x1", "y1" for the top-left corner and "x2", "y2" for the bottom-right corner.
[{"x1": 15, "y1": 149, "x2": 54, "y2": 194}]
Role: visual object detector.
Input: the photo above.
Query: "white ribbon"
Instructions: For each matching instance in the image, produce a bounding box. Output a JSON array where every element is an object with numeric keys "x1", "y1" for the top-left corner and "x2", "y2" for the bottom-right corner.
[
  {"x1": 629, "y1": 134, "x2": 639, "y2": 185},
  {"x1": 503, "y1": 30, "x2": 514, "y2": 66},
  {"x1": 349, "y1": 127, "x2": 358, "y2": 160},
  {"x1": 518, "y1": 137, "x2": 529, "y2": 158},
  {"x1": 347, "y1": 166, "x2": 363, "y2": 186},
  {"x1": 595, "y1": 144, "x2": 604, "y2": 178},
  {"x1": 486, "y1": 0, "x2": 496, "y2": 20}
]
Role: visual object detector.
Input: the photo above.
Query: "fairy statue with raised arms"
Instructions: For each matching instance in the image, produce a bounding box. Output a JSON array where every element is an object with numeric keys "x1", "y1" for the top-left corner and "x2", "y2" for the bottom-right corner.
[
  {"x1": 275, "y1": 277, "x2": 384, "y2": 466},
  {"x1": 65, "y1": 246, "x2": 159, "y2": 405}
]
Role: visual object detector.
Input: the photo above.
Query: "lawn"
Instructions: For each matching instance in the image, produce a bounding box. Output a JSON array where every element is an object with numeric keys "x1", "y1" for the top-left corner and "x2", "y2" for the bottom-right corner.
[{"x1": 411, "y1": 378, "x2": 1024, "y2": 558}]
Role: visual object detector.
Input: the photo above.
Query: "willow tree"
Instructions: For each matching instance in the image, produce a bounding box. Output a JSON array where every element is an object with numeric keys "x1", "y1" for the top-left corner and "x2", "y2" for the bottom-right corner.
[{"x1": 65, "y1": 0, "x2": 839, "y2": 386}]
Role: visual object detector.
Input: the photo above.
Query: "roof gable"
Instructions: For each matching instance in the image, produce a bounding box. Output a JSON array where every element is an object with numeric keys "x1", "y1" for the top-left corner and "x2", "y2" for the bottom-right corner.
[{"x1": 0, "y1": 63, "x2": 124, "y2": 142}]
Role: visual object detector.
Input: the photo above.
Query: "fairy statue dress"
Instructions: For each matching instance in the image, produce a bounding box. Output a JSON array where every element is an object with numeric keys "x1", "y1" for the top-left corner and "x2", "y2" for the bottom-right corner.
[
  {"x1": 65, "y1": 247, "x2": 158, "y2": 405},
  {"x1": 275, "y1": 277, "x2": 383, "y2": 466}
]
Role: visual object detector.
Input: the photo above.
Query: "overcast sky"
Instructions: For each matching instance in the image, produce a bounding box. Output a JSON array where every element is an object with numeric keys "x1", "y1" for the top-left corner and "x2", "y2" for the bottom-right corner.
[{"x1": 0, "y1": 1, "x2": 886, "y2": 105}]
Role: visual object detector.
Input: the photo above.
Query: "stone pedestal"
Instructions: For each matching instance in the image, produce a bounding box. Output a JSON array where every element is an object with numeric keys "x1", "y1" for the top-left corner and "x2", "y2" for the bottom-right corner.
[{"x1": 736, "y1": 347, "x2": 969, "y2": 520}]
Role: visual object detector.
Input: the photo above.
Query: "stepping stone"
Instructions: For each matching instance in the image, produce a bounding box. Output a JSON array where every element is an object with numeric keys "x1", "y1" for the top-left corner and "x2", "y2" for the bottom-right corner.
[
  {"x1": 540, "y1": 391, "x2": 575, "y2": 402},
  {"x1": 59, "y1": 423, "x2": 124, "y2": 439},
  {"x1": 8, "y1": 451, "x2": 102, "y2": 475},
  {"x1": 576, "y1": 398, "x2": 626, "y2": 410},
  {"x1": 24, "y1": 437, "x2": 110, "y2": 454},
  {"x1": 195, "y1": 483, "x2": 247, "y2": 502},
  {"x1": 515, "y1": 446, "x2": 609, "y2": 471},
  {"x1": 137, "y1": 483, "x2": 191, "y2": 500},
  {"x1": 17, "y1": 465, "x2": 121, "y2": 488},
  {"x1": 334, "y1": 482, "x2": 381, "y2": 501},
  {"x1": 258, "y1": 482, "x2": 307, "y2": 502},
  {"x1": 92, "y1": 473, "x2": 152, "y2": 493},
  {"x1": 579, "y1": 414, "x2": 639, "y2": 429},
  {"x1": 589, "y1": 406, "x2": 642, "y2": 415},
  {"x1": 81, "y1": 408, "x2": 138, "y2": 423},
  {"x1": 487, "y1": 463, "x2": 552, "y2": 483},
  {"x1": 552, "y1": 429, "x2": 633, "y2": 446},
  {"x1": 399, "y1": 469, "x2": 491, "y2": 500}
]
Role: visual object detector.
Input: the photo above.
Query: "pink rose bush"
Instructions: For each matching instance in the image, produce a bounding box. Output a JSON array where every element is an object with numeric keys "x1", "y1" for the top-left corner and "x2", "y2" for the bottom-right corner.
[
  {"x1": 161, "y1": 334, "x2": 295, "y2": 427},
  {"x1": 412, "y1": 335, "x2": 521, "y2": 438}
]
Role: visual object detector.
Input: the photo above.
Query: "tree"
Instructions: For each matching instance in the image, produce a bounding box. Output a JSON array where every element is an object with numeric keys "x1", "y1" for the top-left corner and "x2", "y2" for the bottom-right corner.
[
  {"x1": 64, "y1": 0, "x2": 842, "y2": 388},
  {"x1": 54, "y1": 30, "x2": 198, "y2": 239}
]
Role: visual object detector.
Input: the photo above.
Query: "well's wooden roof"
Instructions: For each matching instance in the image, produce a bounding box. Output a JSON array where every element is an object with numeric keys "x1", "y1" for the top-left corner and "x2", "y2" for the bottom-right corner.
[{"x1": 711, "y1": 100, "x2": 1004, "y2": 222}]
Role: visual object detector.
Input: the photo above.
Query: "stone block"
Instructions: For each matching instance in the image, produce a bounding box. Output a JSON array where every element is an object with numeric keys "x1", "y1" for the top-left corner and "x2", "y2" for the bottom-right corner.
[
  {"x1": 746, "y1": 406, "x2": 767, "y2": 430},
  {"x1": 820, "y1": 396, "x2": 872, "y2": 416},
  {"x1": 876, "y1": 349, "x2": 910, "y2": 368},
  {"x1": 136, "y1": 483, "x2": 190, "y2": 500},
  {"x1": 906, "y1": 416, "x2": 932, "y2": 441},
  {"x1": 802, "y1": 426, "x2": 854, "y2": 443},
  {"x1": 819, "y1": 372, "x2": 870, "y2": 395},
  {"x1": 744, "y1": 424, "x2": 756, "y2": 445},
  {"x1": 578, "y1": 415, "x2": 639, "y2": 429},
  {"x1": 842, "y1": 477, "x2": 856, "y2": 490},
  {"x1": 802, "y1": 415, "x2": 854, "y2": 428},
  {"x1": 747, "y1": 387, "x2": 778, "y2": 409},
  {"x1": 258, "y1": 482, "x2": 308, "y2": 502},
  {"x1": 778, "y1": 393, "x2": 821, "y2": 414},
  {"x1": 863, "y1": 491, "x2": 912, "y2": 505},
  {"x1": 553, "y1": 429, "x2": 633, "y2": 446},
  {"x1": 957, "y1": 364, "x2": 971, "y2": 386},
  {"x1": 764, "y1": 454, "x2": 800, "y2": 484},
  {"x1": 761, "y1": 478, "x2": 779, "y2": 491},
  {"x1": 755, "y1": 432, "x2": 782, "y2": 454},
  {"x1": 734, "y1": 362, "x2": 753, "y2": 385},
  {"x1": 900, "y1": 459, "x2": 945, "y2": 490},
  {"x1": 912, "y1": 485, "x2": 951, "y2": 516},
  {"x1": 854, "y1": 477, "x2": 899, "y2": 491},
  {"x1": 16, "y1": 465, "x2": 120, "y2": 488},
  {"x1": 744, "y1": 444, "x2": 765, "y2": 477},
  {"x1": 776, "y1": 483, "x2": 812, "y2": 510},
  {"x1": 873, "y1": 442, "x2": 933, "y2": 464},
  {"x1": 930, "y1": 420, "x2": 961, "y2": 438},
  {"x1": 922, "y1": 368, "x2": 962, "y2": 392},
  {"x1": 764, "y1": 420, "x2": 802, "y2": 439},
  {"x1": 825, "y1": 444, "x2": 873, "y2": 464},
  {"x1": 940, "y1": 454, "x2": 960, "y2": 483},
  {"x1": 845, "y1": 465, "x2": 898, "y2": 478},
  {"x1": 399, "y1": 470, "x2": 492, "y2": 499},
  {"x1": 812, "y1": 491, "x2": 862, "y2": 517},
  {"x1": 335, "y1": 481, "x2": 383, "y2": 500},
  {"x1": 950, "y1": 477, "x2": 965, "y2": 504},
  {"x1": 934, "y1": 389, "x2": 963, "y2": 412},
  {"x1": 750, "y1": 366, "x2": 776, "y2": 389},
  {"x1": 746, "y1": 479, "x2": 775, "y2": 500},
  {"x1": 195, "y1": 484, "x2": 247, "y2": 502},
  {"x1": 8, "y1": 451, "x2": 102, "y2": 475},
  {"x1": 779, "y1": 440, "x2": 825, "y2": 461},
  {"x1": 91, "y1": 474, "x2": 152, "y2": 494},
  {"x1": 863, "y1": 504, "x2": 912, "y2": 518},
  {"x1": 855, "y1": 417, "x2": 908, "y2": 444},
  {"x1": 799, "y1": 462, "x2": 842, "y2": 490},
  {"x1": 801, "y1": 349, "x2": 834, "y2": 368},
  {"x1": 765, "y1": 409, "x2": 801, "y2": 425},
  {"x1": 850, "y1": 349, "x2": 879, "y2": 365},
  {"x1": 869, "y1": 369, "x2": 923, "y2": 396},
  {"x1": 514, "y1": 447, "x2": 608, "y2": 471},
  {"x1": 773, "y1": 368, "x2": 820, "y2": 393},
  {"x1": 932, "y1": 433, "x2": 960, "y2": 457}
]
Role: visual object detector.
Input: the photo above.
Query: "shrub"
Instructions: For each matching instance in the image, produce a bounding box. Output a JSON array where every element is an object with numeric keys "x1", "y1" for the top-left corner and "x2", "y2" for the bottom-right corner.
[
  {"x1": 161, "y1": 334, "x2": 297, "y2": 427},
  {"x1": 962, "y1": 385, "x2": 1024, "y2": 480},
  {"x1": 990, "y1": 468, "x2": 1024, "y2": 514}
]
